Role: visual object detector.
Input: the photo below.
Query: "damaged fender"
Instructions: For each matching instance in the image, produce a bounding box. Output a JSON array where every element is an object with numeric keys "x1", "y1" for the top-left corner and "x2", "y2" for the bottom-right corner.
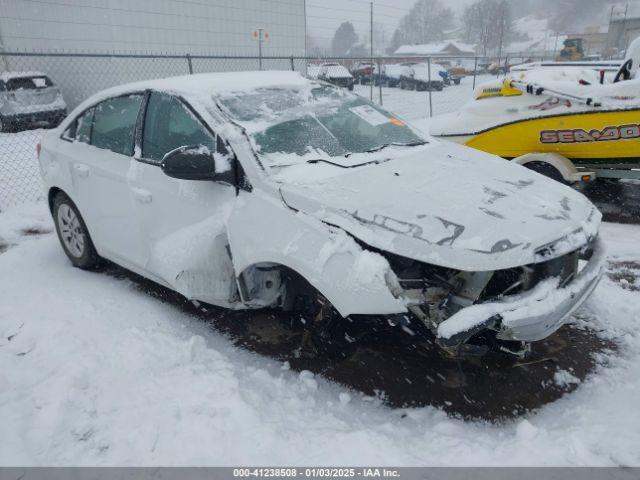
[{"x1": 226, "y1": 190, "x2": 407, "y2": 317}]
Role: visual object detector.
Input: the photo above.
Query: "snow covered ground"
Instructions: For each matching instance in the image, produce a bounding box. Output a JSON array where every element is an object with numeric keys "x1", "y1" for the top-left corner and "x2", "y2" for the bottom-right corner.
[
  {"x1": 1, "y1": 201, "x2": 640, "y2": 466},
  {"x1": 354, "y1": 74, "x2": 493, "y2": 120},
  {"x1": 1, "y1": 72, "x2": 640, "y2": 466}
]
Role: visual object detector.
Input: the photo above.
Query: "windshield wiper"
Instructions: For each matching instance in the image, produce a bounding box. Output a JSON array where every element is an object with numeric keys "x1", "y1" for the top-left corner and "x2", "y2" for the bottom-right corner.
[
  {"x1": 344, "y1": 140, "x2": 428, "y2": 157},
  {"x1": 306, "y1": 158, "x2": 391, "y2": 168}
]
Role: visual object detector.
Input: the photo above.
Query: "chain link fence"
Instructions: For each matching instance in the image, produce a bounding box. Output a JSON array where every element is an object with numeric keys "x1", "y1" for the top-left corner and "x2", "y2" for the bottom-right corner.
[{"x1": 0, "y1": 50, "x2": 549, "y2": 209}]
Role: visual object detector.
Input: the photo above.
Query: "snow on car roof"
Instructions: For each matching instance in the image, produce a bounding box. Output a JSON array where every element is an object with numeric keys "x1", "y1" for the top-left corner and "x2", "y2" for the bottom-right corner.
[
  {"x1": 61, "y1": 71, "x2": 314, "y2": 137},
  {"x1": 0, "y1": 71, "x2": 48, "y2": 82},
  {"x1": 83, "y1": 71, "x2": 310, "y2": 102}
]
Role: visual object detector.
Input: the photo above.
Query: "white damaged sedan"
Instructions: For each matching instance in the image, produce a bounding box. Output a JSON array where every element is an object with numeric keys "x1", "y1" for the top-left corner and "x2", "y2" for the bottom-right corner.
[{"x1": 38, "y1": 71, "x2": 604, "y2": 357}]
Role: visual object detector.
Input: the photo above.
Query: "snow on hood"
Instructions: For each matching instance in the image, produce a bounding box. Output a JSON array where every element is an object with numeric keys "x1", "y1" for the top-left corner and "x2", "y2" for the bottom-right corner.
[{"x1": 279, "y1": 141, "x2": 600, "y2": 272}]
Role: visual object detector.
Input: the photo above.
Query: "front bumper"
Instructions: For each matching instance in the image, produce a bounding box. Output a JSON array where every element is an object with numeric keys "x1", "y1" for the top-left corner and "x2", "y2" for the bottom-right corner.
[{"x1": 438, "y1": 238, "x2": 605, "y2": 344}]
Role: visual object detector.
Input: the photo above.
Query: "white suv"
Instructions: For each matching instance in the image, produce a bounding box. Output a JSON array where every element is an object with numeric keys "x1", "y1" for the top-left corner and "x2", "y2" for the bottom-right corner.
[{"x1": 39, "y1": 71, "x2": 604, "y2": 357}]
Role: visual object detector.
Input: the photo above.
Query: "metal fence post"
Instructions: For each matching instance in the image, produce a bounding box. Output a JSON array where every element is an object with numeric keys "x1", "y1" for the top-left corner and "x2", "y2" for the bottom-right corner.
[
  {"x1": 290, "y1": 55, "x2": 295, "y2": 71},
  {"x1": 473, "y1": 56, "x2": 478, "y2": 90},
  {"x1": 427, "y1": 57, "x2": 433, "y2": 118},
  {"x1": 377, "y1": 57, "x2": 383, "y2": 106},
  {"x1": 186, "y1": 54, "x2": 193, "y2": 74}
]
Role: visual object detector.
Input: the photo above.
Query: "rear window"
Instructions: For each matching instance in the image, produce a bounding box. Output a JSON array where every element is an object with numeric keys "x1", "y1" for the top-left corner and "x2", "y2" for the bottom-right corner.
[{"x1": 6, "y1": 76, "x2": 53, "y2": 91}]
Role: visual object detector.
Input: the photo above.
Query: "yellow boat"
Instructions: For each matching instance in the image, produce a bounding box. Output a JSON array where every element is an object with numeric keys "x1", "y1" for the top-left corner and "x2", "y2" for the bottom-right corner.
[{"x1": 431, "y1": 39, "x2": 640, "y2": 182}]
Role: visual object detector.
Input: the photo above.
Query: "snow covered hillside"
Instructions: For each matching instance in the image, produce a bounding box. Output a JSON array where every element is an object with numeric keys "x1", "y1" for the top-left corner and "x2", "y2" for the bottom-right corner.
[{"x1": 1, "y1": 202, "x2": 640, "y2": 466}]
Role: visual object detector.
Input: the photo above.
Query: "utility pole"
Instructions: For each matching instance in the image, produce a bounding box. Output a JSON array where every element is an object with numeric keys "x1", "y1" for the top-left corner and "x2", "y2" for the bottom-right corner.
[
  {"x1": 253, "y1": 28, "x2": 269, "y2": 70},
  {"x1": 303, "y1": 0, "x2": 307, "y2": 58},
  {"x1": 258, "y1": 28, "x2": 264, "y2": 71},
  {"x1": 606, "y1": 4, "x2": 615, "y2": 58},
  {"x1": 370, "y1": 1, "x2": 374, "y2": 101},
  {"x1": 497, "y1": 7, "x2": 505, "y2": 60},
  {"x1": 621, "y1": 3, "x2": 630, "y2": 53}
]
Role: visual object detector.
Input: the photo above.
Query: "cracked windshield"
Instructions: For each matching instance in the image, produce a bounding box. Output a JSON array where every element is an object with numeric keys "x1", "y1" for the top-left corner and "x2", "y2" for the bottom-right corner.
[{"x1": 219, "y1": 85, "x2": 426, "y2": 170}]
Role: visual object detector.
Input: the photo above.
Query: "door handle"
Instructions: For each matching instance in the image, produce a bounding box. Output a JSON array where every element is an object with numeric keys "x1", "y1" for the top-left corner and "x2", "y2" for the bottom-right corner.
[
  {"x1": 131, "y1": 187, "x2": 152, "y2": 204},
  {"x1": 73, "y1": 163, "x2": 90, "y2": 178}
]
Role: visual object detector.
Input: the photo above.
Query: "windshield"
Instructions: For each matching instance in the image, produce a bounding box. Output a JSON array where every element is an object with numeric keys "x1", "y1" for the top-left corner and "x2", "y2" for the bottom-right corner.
[{"x1": 218, "y1": 84, "x2": 426, "y2": 173}]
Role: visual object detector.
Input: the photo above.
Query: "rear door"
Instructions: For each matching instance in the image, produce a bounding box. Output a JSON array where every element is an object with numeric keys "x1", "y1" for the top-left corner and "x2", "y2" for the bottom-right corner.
[
  {"x1": 129, "y1": 91, "x2": 238, "y2": 304},
  {"x1": 69, "y1": 93, "x2": 147, "y2": 267}
]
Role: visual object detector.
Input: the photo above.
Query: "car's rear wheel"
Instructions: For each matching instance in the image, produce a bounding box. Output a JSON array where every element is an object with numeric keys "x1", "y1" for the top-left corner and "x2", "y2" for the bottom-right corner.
[{"x1": 52, "y1": 192, "x2": 102, "y2": 269}]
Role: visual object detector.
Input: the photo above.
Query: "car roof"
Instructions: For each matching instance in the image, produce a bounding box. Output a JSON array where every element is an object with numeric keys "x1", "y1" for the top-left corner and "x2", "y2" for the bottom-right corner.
[
  {"x1": 0, "y1": 71, "x2": 48, "y2": 82},
  {"x1": 87, "y1": 71, "x2": 310, "y2": 100},
  {"x1": 64, "y1": 71, "x2": 314, "y2": 128}
]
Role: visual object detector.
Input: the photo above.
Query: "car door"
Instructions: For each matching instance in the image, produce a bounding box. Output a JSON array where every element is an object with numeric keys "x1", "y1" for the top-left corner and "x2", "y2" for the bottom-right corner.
[
  {"x1": 69, "y1": 93, "x2": 147, "y2": 267},
  {"x1": 129, "y1": 91, "x2": 238, "y2": 304}
]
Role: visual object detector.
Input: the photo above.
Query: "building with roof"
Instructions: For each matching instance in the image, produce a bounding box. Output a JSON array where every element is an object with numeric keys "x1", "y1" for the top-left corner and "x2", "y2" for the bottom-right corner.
[
  {"x1": 0, "y1": 0, "x2": 306, "y2": 108},
  {"x1": 394, "y1": 41, "x2": 476, "y2": 57},
  {"x1": 0, "y1": 0, "x2": 305, "y2": 56}
]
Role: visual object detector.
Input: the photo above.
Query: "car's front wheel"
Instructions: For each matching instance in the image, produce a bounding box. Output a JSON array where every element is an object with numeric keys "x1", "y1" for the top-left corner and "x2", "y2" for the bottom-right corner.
[{"x1": 52, "y1": 192, "x2": 102, "y2": 269}]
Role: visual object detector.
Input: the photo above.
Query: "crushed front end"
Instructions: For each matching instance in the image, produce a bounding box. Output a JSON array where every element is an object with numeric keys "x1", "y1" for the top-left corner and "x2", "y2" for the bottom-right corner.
[{"x1": 383, "y1": 236, "x2": 604, "y2": 357}]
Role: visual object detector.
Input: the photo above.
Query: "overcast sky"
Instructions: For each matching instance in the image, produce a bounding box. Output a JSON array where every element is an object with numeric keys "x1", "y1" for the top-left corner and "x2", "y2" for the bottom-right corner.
[{"x1": 306, "y1": 0, "x2": 476, "y2": 47}]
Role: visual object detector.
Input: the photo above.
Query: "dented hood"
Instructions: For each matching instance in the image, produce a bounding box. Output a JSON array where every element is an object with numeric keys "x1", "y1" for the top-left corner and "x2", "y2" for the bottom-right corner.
[{"x1": 279, "y1": 142, "x2": 601, "y2": 271}]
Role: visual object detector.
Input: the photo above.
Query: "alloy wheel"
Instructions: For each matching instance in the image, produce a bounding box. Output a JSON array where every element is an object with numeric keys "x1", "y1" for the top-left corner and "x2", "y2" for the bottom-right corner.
[{"x1": 57, "y1": 204, "x2": 85, "y2": 258}]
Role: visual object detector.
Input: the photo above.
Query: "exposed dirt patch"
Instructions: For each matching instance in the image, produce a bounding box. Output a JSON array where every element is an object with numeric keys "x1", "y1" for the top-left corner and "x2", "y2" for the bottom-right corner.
[
  {"x1": 106, "y1": 264, "x2": 617, "y2": 422},
  {"x1": 583, "y1": 180, "x2": 640, "y2": 225},
  {"x1": 607, "y1": 261, "x2": 640, "y2": 292}
]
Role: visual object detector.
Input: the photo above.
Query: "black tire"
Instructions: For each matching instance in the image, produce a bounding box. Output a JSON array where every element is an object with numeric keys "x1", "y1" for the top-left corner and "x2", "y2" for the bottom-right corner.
[
  {"x1": 524, "y1": 161, "x2": 568, "y2": 185},
  {"x1": 52, "y1": 192, "x2": 102, "y2": 269},
  {"x1": 0, "y1": 115, "x2": 12, "y2": 133}
]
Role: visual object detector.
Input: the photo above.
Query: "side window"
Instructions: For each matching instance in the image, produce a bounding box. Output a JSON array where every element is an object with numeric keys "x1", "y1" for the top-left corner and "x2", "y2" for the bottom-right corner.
[
  {"x1": 61, "y1": 108, "x2": 93, "y2": 142},
  {"x1": 91, "y1": 95, "x2": 143, "y2": 156},
  {"x1": 142, "y1": 92, "x2": 215, "y2": 162}
]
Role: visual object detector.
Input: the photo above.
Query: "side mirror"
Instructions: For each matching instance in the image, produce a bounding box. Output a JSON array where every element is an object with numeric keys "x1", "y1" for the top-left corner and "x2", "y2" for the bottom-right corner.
[{"x1": 160, "y1": 145, "x2": 216, "y2": 181}]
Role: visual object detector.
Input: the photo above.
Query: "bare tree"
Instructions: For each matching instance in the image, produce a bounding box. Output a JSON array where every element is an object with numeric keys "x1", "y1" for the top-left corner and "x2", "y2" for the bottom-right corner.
[
  {"x1": 389, "y1": 0, "x2": 455, "y2": 53},
  {"x1": 462, "y1": 0, "x2": 513, "y2": 56}
]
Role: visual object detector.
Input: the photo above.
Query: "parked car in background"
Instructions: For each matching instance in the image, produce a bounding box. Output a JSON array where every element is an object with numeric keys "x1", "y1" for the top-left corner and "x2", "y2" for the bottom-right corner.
[
  {"x1": 435, "y1": 64, "x2": 453, "y2": 85},
  {"x1": 376, "y1": 63, "x2": 414, "y2": 88},
  {"x1": 488, "y1": 62, "x2": 508, "y2": 75},
  {"x1": 0, "y1": 71, "x2": 67, "y2": 132},
  {"x1": 447, "y1": 66, "x2": 465, "y2": 85},
  {"x1": 306, "y1": 64, "x2": 321, "y2": 80},
  {"x1": 318, "y1": 63, "x2": 355, "y2": 90},
  {"x1": 39, "y1": 71, "x2": 604, "y2": 359},
  {"x1": 351, "y1": 62, "x2": 374, "y2": 84},
  {"x1": 400, "y1": 63, "x2": 446, "y2": 91}
]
